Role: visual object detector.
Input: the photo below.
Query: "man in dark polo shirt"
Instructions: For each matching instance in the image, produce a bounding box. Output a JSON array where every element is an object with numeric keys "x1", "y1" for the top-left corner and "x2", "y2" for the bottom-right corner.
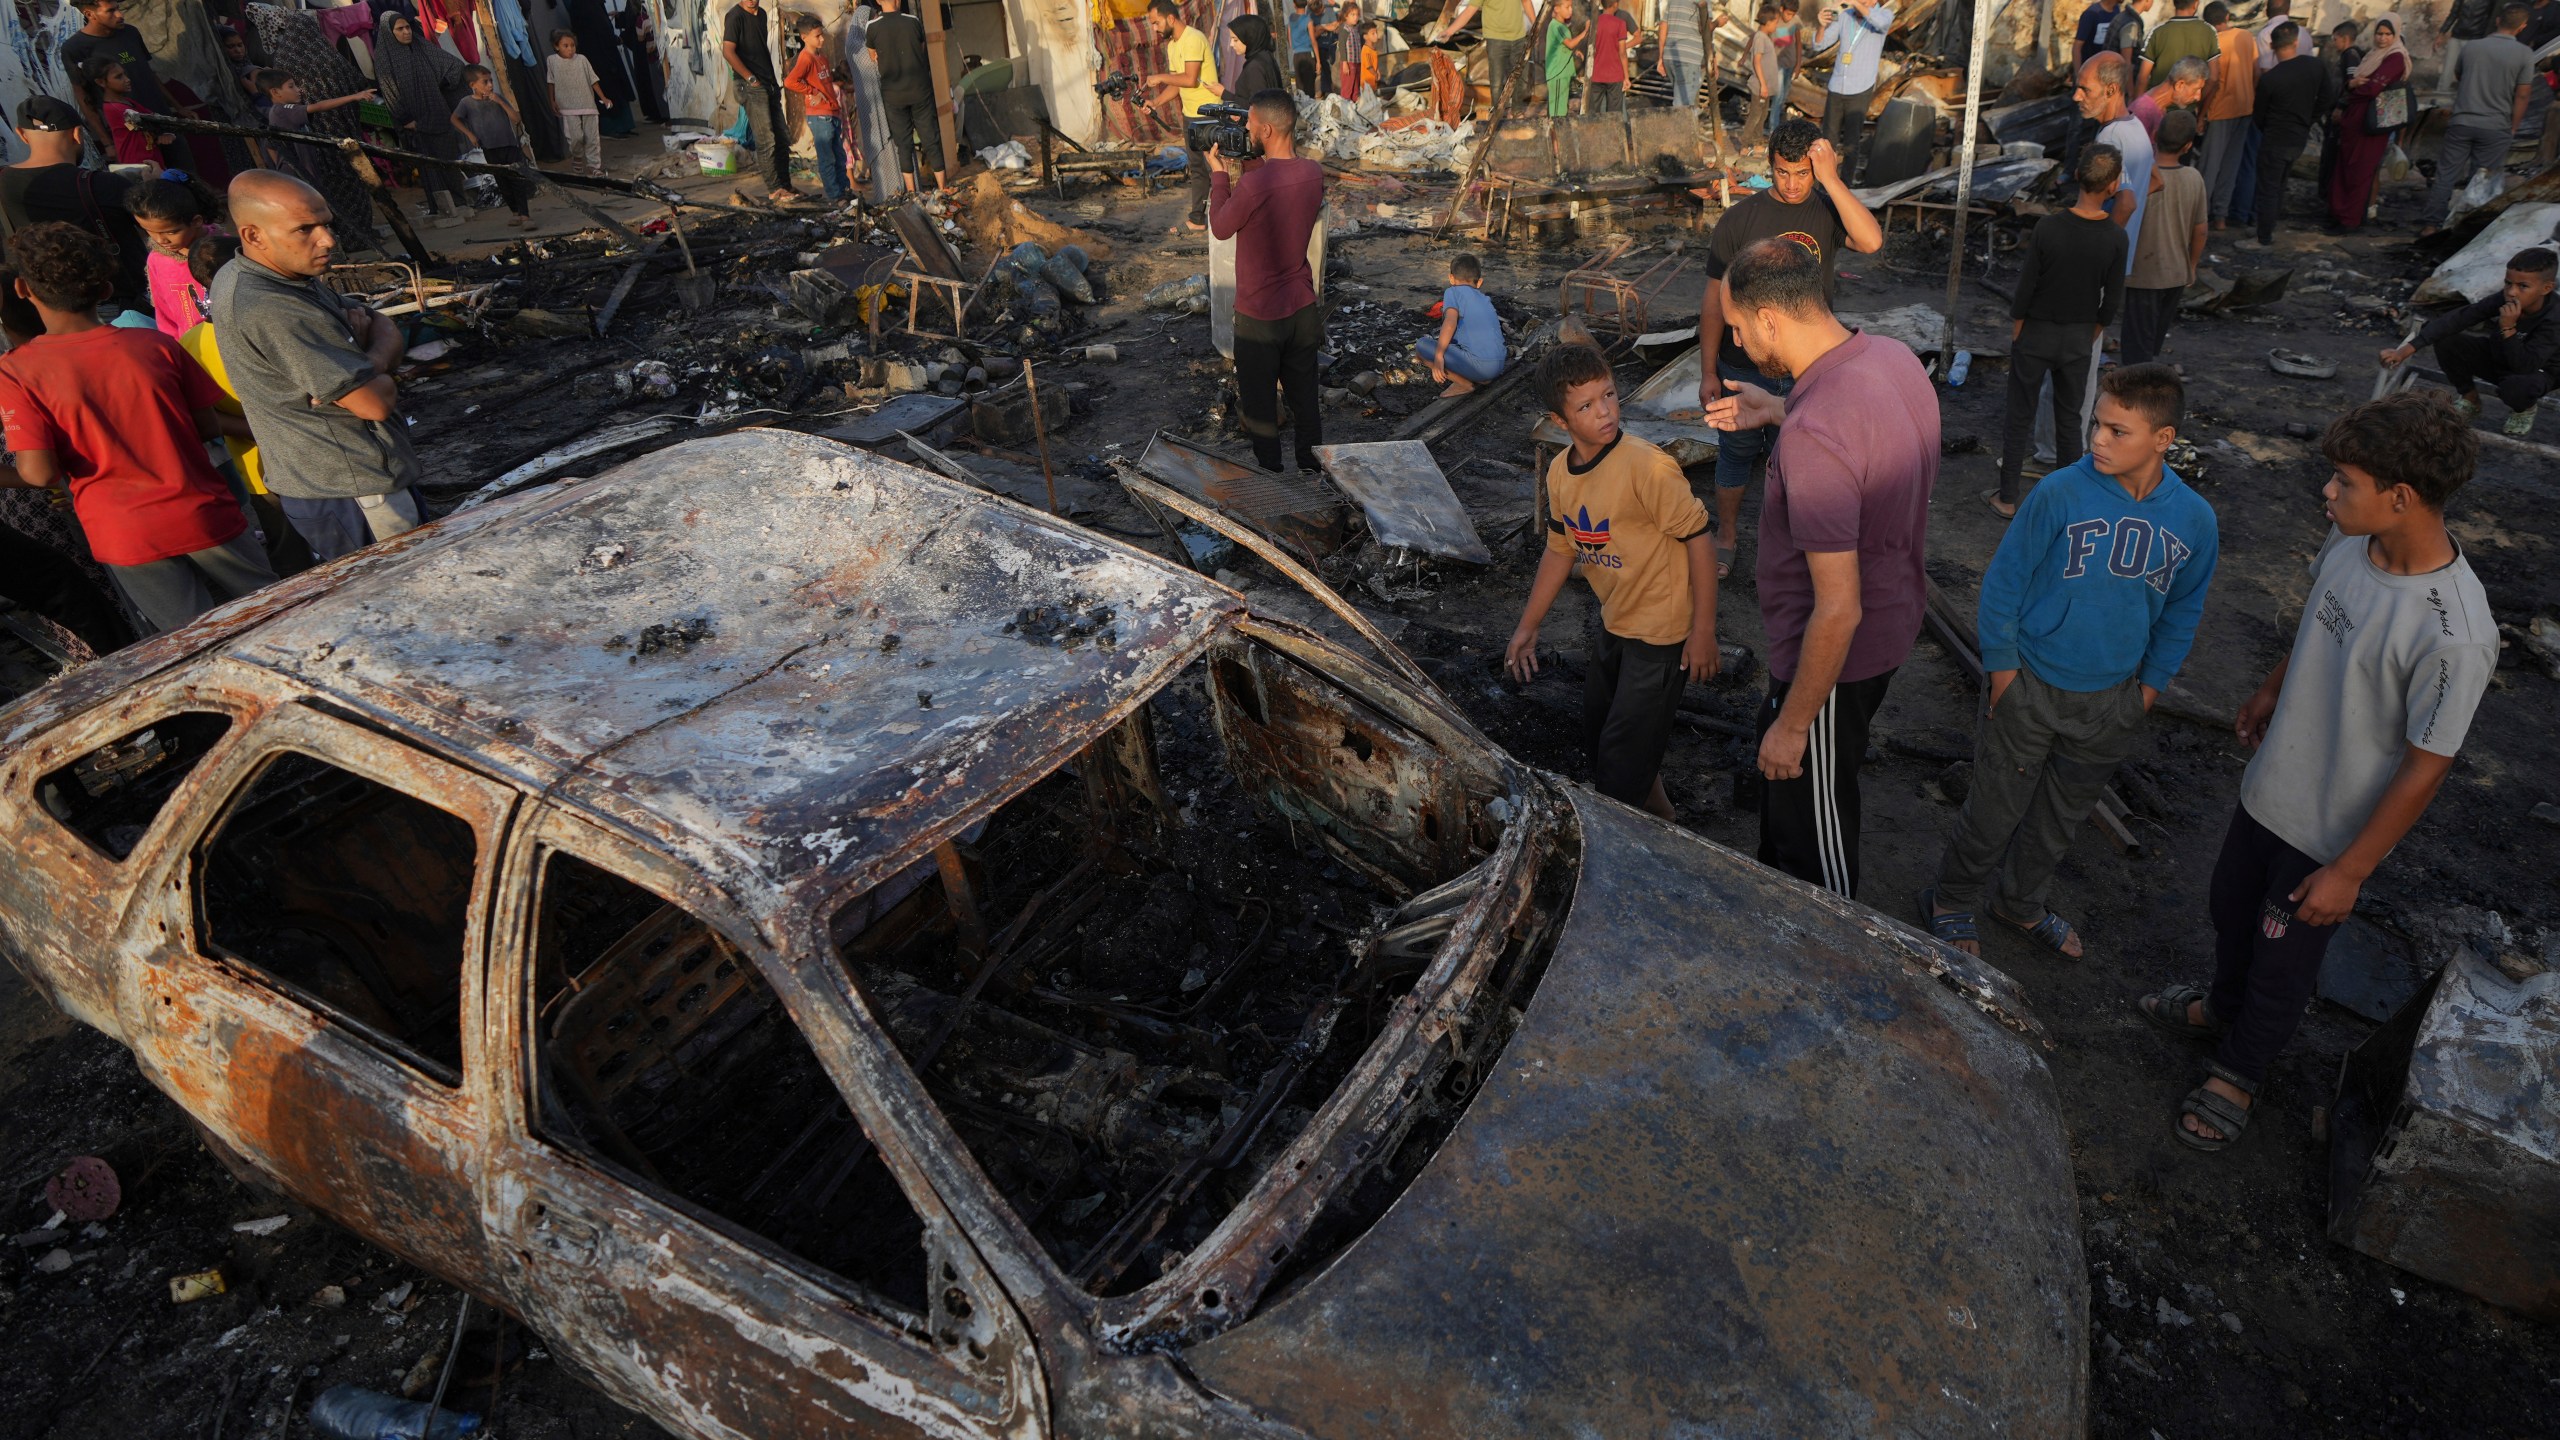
[
  {"x1": 720, "y1": 0, "x2": 797, "y2": 203},
  {"x1": 209, "y1": 170, "x2": 425, "y2": 562},
  {"x1": 1705, "y1": 237, "x2": 1937, "y2": 899}
]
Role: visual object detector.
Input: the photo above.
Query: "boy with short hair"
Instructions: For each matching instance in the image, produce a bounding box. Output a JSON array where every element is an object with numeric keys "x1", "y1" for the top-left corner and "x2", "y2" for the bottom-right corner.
[
  {"x1": 782, "y1": 14, "x2": 853, "y2": 205},
  {"x1": 546, "y1": 29, "x2": 613, "y2": 177},
  {"x1": 2138, "y1": 391, "x2": 2495, "y2": 1152},
  {"x1": 1417, "y1": 251, "x2": 1506, "y2": 397},
  {"x1": 2121, "y1": 107, "x2": 2205, "y2": 365},
  {"x1": 1745, "y1": 6, "x2": 1785, "y2": 135},
  {"x1": 453, "y1": 65, "x2": 536, "y2": 227},
  {"x1": 1542, "y1": 0, "x2": 1587, "y2": 118},
  {"x1": 0, "y1": 223, "x2": 278, "y2": 632},
  {"x1": 2380, "y1": 246, "x2": 2560, "y2": 437},
  {"x1": 1995, "y1": 142, "x2": 2127, "y2": 516},
  {"x1": 255, "y1": 70, "x2": 377, "y2": 188},
  {"x1": 1585, "y1": 0, "x2": 1637, "y2": 114},
  {"x1": 1505, "y1": 344, "x2": 1719, "y2": 819},
  {"x1": 1927, "y1": 362, "x2": 2217, "y2": 959}
]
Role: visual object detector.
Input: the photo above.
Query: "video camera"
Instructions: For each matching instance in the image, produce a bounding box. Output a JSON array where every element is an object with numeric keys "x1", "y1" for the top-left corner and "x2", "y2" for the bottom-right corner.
[
  {"x1": 1094, "y1": 73, "x2": 1141, "y2": 99},
  {"x1": 1186, "y1": 102, "x2": 1257, "y2": 160}
]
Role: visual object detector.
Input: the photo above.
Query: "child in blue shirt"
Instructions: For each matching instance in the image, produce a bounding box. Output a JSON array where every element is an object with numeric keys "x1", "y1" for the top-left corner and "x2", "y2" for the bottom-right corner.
[
  {"x1": 1923, "y1": 362, "x2": 2218, "y2": 960},
  {"x1": 1416, "y1": 251, "x2": 1507, "y2": 396}
]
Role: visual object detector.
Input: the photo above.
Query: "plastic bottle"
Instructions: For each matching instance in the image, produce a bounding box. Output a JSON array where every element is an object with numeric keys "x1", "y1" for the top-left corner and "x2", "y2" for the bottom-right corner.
[
  {"x1": 1946, "y1": 350, "x2": 1973, "y2": 387},
  {"x1": 307, "y1": 1385, "x2": 482, "y2": 1440}
]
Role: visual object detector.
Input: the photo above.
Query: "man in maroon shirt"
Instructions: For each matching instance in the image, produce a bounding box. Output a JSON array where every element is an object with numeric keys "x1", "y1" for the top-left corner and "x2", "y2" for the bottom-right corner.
[
  {"x1": 1706, "y1": 237, "x2": 1937, "y2": 898},
  {"x1": 1209, "y1": 89, "x2": 1327, "y2": 473},
  {"x1": 0, "y1": 223, "x2": 277, "y2": 634}
]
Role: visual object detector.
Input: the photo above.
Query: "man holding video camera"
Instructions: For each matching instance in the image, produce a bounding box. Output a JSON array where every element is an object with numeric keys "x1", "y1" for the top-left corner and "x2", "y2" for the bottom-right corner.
[
  {"x1": 1145, "y1": 0, "x2": 1221, "y2": 231},
  {"x1": 1209, "y1": 89, "x2": 1328, "y2": 473}
]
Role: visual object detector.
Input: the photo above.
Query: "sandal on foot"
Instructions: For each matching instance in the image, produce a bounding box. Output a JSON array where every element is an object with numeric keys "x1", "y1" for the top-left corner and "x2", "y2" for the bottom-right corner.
[
  {"x1": 2136, "y1": 983, "x2": 2228, "y2": 1040},
  {"x1": 2174, "y1": 1063, "x2": 2256, "y2": 1152},
  {"x1": 1982, "y1": 488, "x2": 2018, "y2": 519},
  {"x1": 1993, "y1": 905, "x2": 2079, "y2": 956},
  {"x1": 1715, "y1": 540, "x2": 1737, "y2": 580},
  {"x1": 1916, "y1": 886, "x2": 1979, "y2": 951}
]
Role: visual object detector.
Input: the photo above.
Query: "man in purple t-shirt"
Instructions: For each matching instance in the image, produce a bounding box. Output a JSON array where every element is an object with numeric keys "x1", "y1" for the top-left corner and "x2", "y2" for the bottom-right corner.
[{"x1": 1707, "y1": 237, "x2": 1936, "y2": 898}]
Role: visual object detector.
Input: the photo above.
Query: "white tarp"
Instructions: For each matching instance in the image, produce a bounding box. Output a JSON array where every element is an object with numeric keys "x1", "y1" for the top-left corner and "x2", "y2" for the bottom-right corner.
[{"x1": 2412, "y1": 203, "x2": 2560, "y2": 305}]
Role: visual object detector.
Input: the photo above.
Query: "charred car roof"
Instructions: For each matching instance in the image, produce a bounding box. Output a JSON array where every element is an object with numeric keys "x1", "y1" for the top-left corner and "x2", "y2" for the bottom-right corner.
[{"x1": 220, "y1": 429, "x2": 1241, "y2": 900}]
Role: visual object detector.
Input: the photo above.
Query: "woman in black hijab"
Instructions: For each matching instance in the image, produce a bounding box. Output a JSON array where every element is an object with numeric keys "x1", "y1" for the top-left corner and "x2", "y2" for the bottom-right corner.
[{"x1": 1223, "y1": 13, "x2": 1288, "y2": 100}]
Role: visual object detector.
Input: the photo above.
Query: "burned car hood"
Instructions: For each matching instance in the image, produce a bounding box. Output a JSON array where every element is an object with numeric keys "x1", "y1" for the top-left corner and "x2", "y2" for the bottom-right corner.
[{"x1": 1184, "y1": 794, "x2": 2086, "y2": 1438}]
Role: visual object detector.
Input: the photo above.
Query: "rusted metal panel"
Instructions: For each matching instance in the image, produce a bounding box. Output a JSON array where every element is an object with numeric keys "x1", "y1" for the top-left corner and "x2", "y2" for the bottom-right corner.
[
  {"x1": 1134, "y1": 433, "x2": 1351, "y2": 563},
  {"x1": 1185, "y1": 794, "x2": 2085, "y2": 1438},
  {"x1": 222, "y1": 431, "x2": 1240, "y2": 914},
  {"x1": 1312, "y1": 442, "x2": 1495, "y2": 565},
  {"x1": 2329, "y1": 944, "x2": 2560, "y2": 1319}
]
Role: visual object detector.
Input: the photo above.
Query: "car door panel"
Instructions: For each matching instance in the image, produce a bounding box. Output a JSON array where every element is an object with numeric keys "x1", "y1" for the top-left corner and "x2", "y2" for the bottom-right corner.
[
  {"x1": 117, "y1": 702, "x2": 516, "y2": 1301},
  {"x1": 481, "y1": 812, "x2": 1046, "y2": 1440}
]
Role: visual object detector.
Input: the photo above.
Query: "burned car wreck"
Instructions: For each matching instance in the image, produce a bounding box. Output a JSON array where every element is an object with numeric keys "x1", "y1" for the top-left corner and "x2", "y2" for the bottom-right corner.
[{"x1": 0, "y1": 430, "x2": 2086, "y2": 1438}]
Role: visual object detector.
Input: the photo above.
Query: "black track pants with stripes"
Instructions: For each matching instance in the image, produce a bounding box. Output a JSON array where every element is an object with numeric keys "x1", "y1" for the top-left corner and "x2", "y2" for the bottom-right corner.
[{"x1": 1756, "y1": 669, "x2": 1897, "y2": 899}]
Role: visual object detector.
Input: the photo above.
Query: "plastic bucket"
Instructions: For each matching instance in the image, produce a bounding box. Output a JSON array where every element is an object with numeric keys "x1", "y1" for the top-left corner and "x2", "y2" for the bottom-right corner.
[{"x1": 694, "y1": 139, "x2": 740, "y2": 175}]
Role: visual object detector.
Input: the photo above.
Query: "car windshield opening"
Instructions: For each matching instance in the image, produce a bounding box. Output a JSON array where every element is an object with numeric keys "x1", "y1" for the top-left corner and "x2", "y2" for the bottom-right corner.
[{"x1": 828, "y1": 637, "x2": 1525, "y2": 1299}]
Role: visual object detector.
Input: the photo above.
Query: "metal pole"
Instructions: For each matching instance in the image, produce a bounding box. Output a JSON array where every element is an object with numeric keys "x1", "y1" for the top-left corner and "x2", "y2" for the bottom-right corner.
[
  {"x1": 1024, "y1": 360, "x2": 1061, "y2": 514},
  {"x1": 1935, "y1": 0, "x2": 1998, "y2": 378}
]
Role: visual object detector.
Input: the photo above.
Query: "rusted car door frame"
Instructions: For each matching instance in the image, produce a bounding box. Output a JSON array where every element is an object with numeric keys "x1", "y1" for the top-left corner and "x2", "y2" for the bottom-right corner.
[
  {"x1": 769, "y1": 609, "x2": 1566, "y2": 1371},
  {"x1": 115, "y1": 697, "x2": 520, "y2": 1301},
  {"x1": 480, "y1": 802, "x2": 1050, "y2": 1440}
]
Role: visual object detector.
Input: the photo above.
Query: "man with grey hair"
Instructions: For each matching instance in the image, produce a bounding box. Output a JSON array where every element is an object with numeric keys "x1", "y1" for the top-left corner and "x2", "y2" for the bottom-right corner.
[{"x1": 210, "y1": 170, "x2": 427, "y2": 562}]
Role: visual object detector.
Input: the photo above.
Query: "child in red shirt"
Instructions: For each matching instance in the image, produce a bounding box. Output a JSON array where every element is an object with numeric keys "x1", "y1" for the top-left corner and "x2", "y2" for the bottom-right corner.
[
  {"x1": 782, "y1": 14, "x2": 854, "y2": 203},
  {"x1": 127, "y1": 178, "x2": 217, "y2": 339},
  {"x1": 0, "y1": 223, "x2": 277, "y2": 633},
  {"x1": 79, "y1": 56, "x2": 174, "y2": 169}
]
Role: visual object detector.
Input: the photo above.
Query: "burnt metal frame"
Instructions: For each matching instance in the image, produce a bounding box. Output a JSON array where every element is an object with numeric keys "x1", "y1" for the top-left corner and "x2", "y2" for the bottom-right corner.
[{"x1": 484, "y1": 804, "x2": 1045, "y2": 1439}]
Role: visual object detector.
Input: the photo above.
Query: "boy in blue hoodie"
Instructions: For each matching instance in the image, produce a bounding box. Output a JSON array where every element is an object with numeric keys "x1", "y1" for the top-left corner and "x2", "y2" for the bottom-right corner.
[{"x1": 1923, "y1": 362, "x2": 2218, "y2": 959}]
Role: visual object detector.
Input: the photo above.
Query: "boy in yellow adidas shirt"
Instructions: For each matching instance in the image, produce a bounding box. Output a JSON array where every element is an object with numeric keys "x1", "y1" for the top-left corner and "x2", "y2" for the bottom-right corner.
[{"x1": 1505, "y1": 343, "x2": 1720, "y2": 819}]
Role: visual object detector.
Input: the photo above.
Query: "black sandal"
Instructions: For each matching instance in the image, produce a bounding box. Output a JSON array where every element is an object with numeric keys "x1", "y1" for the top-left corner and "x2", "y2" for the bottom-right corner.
[
  {"x1": 2136, "y1": 983, "x2": 2228, "y2": 1041},
  {"x1": 2174, "y1": 1063, "x2": 2256, "y2": 1152}
]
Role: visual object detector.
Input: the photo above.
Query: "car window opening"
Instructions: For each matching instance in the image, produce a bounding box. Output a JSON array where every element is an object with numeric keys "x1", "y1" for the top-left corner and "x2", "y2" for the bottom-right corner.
[
  {"x1": 530, "y1": 852, "x2": 931, "y2": 1318},
  {"x1": 37, "y1": 711, "x2": 235, "y2": 860},
  {"x1": 830, "y1": 639, "x2": 1546, "y2": 1303},
  {"x1": 198, "y1": 752, "x2": 476, "y2": 1083}
]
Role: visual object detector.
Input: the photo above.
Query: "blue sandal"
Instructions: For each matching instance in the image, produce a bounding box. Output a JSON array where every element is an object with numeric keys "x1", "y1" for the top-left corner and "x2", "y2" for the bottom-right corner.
[
  {"x1": 1917, "y1": 886, "x2": 1979, "y2": 950},
  {"x1": 1994, "y1": 905, "x2": 2080, "y2": 957}
]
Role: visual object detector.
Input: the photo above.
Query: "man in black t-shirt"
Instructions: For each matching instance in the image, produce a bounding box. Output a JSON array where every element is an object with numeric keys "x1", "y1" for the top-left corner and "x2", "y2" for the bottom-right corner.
[
  {"x1": 0, "y1": 98, "x2": 148, "y2": 310},
  {"x1": 1693, "y1": 118, "x2": 1882, "y2": 575},
  {"x1": 867, "y1": 0, "x2": 947, "y2": 192},
  {"x1": 61, "y1": 0, "x2": 175, "y2": 120},
  {"x1": 720, "y1": 0, "x2": 796, "y2": 202},
  {"x1": 2249, "y1": 22, "x2": 2330, "y2": 244}
]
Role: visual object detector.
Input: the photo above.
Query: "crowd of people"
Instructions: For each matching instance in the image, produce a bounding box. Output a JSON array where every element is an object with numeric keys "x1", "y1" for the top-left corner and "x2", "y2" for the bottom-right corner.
[
  {"x1": 0, "y1": 4, "x2": 2533, "y2": 1157},
  {"x1": 0, "y1": 141, "x2": 425, "y2": 646},
  {"x1": 1426, "y1": 70, "x2": 2501, "y2": 1155}
]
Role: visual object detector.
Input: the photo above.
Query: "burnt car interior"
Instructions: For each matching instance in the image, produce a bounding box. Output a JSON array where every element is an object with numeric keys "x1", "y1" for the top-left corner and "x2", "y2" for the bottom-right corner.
[
  {"x1": 37, "y1": 711, "x2": 234, "y2": 860},
  {"x1": 528, "y1": 853, "x2": 932, "y2": 1319},
  {"x1": 818, "y1": 634, "x2": 1558, "y2": 1305},
  {"x1": 197, "y1": 752, "x2": 477, "y2": 1083}
]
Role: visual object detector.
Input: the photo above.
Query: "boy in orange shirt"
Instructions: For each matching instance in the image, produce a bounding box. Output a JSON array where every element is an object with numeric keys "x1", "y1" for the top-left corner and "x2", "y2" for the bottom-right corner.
[{"x1": 1506, "y1": 344, "x2": 1719, "y2": 818}]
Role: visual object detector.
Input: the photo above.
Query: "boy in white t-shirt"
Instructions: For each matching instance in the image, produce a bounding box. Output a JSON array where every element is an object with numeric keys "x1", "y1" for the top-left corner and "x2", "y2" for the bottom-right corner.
[
  {"x1": 2136, "y1": 391, "x2": 2497, "y2": 1153},
  {"x1": 545, "y1": 29, "x2": 613, "y2": 176}
]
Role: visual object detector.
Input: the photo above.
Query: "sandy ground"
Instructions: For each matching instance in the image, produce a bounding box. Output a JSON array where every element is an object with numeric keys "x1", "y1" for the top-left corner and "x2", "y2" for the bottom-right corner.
[{"x1": 1, "y1": 121, "x2": 2554, "y2": 1438}]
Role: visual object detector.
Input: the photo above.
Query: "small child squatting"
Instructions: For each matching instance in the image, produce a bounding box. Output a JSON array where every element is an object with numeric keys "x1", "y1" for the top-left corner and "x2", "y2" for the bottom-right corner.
[{"x1": 1506, "y1": 343, "x2": 1719, "y2": 821}]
